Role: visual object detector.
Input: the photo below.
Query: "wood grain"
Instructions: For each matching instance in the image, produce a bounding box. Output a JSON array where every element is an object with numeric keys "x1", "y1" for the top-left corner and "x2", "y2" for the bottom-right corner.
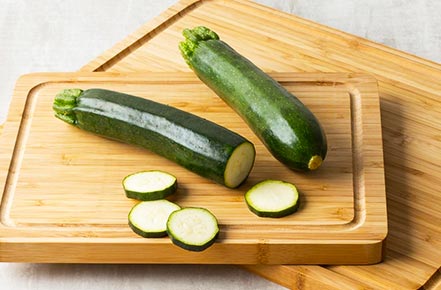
[
  {"x1": 77, "y1": 0, "x2": 441, "y2": 288},
  {"x1": 0, "y1": 72, "x2": 386, "y2": 264}
]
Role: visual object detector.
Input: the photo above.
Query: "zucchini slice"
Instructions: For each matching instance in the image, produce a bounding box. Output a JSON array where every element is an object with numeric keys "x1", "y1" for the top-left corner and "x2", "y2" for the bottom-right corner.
[
  {"x1": 245, "y1": 180, "x2": 300, "y2": 218},
  {"x1": 179, "y1": 26, "x2": 327, "y2": 171},
  {"x1": 128, "y1": 200, "x2": 181, "y2": 238},
  {"x1": 167, "y1": 207, "x2": 219, "y2": 252},
  {"x1": 123, "y1": 170, "x2": 177, "y2": 201},
  {"x1": 53, "y1": 88, "x2": 255, "y2": 188}
]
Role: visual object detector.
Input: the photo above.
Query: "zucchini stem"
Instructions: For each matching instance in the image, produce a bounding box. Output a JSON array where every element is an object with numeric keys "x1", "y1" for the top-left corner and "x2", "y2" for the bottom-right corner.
[
  {"x1": 53, "y1": 89, "x2": 83, "y2": 125},
  {"x1": 179, "y1": 26, "x2": 219, "y2": 64}
]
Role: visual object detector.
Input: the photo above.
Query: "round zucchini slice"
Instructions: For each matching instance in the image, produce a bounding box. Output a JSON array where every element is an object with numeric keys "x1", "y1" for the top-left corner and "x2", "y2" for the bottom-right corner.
[
  {"x1": 245, "y1": 180, "x2": 300, "y2": 218},
  {"x1": 123, "y1": 170, "x2": 177, "y2": 201},
  {"x1": 128, "y1": 200, "x2": 181, "y2": 238},
  {"x1": 167, "y1": 207, "x2": 219, "y2": 252}
]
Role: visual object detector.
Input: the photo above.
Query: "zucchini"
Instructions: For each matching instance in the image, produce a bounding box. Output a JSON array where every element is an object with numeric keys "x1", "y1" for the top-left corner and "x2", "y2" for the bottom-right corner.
[
  {"x1": 179, "y1": 26, "x2": 327, "y2": 171},
  {"x1": 123, "y1": 170, "x2": 177, "y2": 201},
  {"x1": 128, "y1": 200, "x2": 181, "y2": 238},
  {"x1": 167, "y1": 207, "x2": 219, "y2": 252},
  {"x1": 245, "y1": 180, "x2": 300, "y2": 218},
  {"x1": 53, "y1": 88, "x2": 255, "y2": 188}
]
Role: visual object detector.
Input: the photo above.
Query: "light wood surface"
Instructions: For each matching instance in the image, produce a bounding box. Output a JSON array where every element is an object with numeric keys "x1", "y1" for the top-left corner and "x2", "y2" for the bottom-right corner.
[
  {"x1": 0, "y1": 72, "x2": 386, "y2": 264},
  {"x1": 78, "y1": 0, "x2": 441, "y2": 288}
]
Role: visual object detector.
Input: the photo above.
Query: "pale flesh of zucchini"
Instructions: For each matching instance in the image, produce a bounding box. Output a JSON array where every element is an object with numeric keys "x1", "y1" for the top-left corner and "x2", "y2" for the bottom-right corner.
[
  {"x1": 224, "y1": 142, "x2": 255, "y2": 188},
  {"x1": 167, "y1": 207, "x2": 219, "y2": 252},
  {"x1": 123, "y1": 170, "x2": 177, "y2": 201},
  {"x1": 245, "y1": 180, "x2": 300, "y2": 218},
  {"x1": 129, "y1": 200, "x2": 181, "y2": 238}
]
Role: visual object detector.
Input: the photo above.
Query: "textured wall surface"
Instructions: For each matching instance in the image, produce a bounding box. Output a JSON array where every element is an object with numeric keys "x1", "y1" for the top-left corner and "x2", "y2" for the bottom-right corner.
[{"x1": 0, "y1": 1, "x2": 440, "y2": 289}]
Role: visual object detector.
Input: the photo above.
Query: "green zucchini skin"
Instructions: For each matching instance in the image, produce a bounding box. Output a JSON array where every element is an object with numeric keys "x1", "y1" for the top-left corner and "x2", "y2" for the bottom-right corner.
[
  {"x1": 53, "y1": 88, "x2": 255, "y2": 188},
  {"x1": 168, "y1": 231, "x2": 219, "y2": 252},
  {"x1": 179, "y1": 27, "x2": 327, "y2": 171}
]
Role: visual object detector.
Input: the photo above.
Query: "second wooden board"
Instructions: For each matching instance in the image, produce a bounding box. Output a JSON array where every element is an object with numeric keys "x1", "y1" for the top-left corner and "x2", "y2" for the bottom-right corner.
[{"x1": 78, "y1": 0, "x2": 441, "y2": 288}]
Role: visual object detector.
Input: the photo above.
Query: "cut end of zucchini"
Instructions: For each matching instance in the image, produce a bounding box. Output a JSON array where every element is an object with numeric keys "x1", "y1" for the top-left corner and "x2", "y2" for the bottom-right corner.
[
  {"x1": 53, "y1": 88, "x2": 83, "y2": 125},
  {"x1": 179, "y1": 26, "x2": 219, "y2": 63},
  {"x1": 123, "y1": 170, "x2": 177, "y2": 201},
  {"x1": 128, "y1": 200, "x2": 181, "y2": 238},
  {"x1": 245, "y1": 180, "x2": 300, "y2": 218},
  {"x1": 224, "y1": 142, "x2": 255, "y2": 188},
  {"x1": 308, "y1": 155, "x2": 323, "y2": 171},
  {"x1": 167, "y1": 207, "x2": 219, "y2": 252}
]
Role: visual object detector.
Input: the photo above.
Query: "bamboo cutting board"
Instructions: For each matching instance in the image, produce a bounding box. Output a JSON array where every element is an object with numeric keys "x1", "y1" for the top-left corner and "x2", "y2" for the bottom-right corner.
[
  {"x1": 78, "y1": 0, "x2": 441, "y2": 288},
  {"x1": 0, "y1": 72, "x2": 386, "y2": 264}
]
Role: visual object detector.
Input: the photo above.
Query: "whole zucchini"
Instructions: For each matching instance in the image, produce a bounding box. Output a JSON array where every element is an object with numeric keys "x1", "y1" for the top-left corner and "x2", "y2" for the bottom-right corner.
[
  {"x1": 179, "y1": 27, "x2": 327, "y2": 171},
  {"x1": 53, "y1": 88, "x2": 255, "y2": 188}
]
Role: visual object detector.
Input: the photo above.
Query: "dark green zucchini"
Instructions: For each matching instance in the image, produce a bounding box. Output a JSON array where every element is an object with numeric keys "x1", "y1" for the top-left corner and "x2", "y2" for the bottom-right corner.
[
  {"x1": 179, "y1": 26, "x2": 327, "y2": 171},
  {"x1": 53, "y1": 88, "x2": 255, "y2": 188}
]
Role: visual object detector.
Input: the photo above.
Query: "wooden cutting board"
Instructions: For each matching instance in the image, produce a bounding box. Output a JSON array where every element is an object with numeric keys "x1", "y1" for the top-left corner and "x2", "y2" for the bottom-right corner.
[
  {"x1": 0, "y1": 72, "x2": 386, "y2": 264},
  {"x1": 78, "y1": 0, "x2": 441, "y2": 288}
]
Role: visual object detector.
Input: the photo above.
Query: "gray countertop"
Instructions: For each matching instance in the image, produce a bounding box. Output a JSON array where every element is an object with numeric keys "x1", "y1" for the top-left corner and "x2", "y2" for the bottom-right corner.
[{"x1": 0, "y1": 1, "x2": 440, "y2": 289}]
